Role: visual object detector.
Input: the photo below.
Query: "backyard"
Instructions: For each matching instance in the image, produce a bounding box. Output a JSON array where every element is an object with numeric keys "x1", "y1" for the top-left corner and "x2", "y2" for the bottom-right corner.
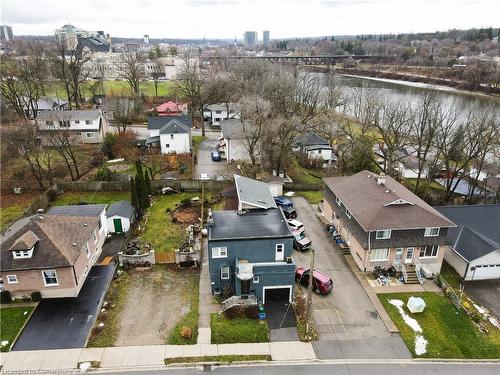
[
  {"x1": 378, "y1": 292, "x2": 500, "y2": 358},
  {"x1": 210, "y1": 313, "x2": 269, "y2": 344},
  {"x1": 51, "y1": 191, "x2": 131, "y2": 206},
  {"x1": 88, "y1": 266, "x2": 199, "y2": 347},
  {"x1": 0, "y1": 306, "x2": 35, "y2": 352}
]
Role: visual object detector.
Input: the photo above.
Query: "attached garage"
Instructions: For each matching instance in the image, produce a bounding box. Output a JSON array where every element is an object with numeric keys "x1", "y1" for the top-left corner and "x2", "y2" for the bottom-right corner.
[
  {"x1": 106, "y1": 200, "x2": 136, "y2": 234},
  {"x1": 263, "y1": 285, "x2": 292, "y2": 304}
]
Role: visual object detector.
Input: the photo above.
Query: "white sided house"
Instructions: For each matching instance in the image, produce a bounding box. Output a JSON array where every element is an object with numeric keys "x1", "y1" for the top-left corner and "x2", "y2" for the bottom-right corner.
[
  {"x1": 436, "y1": 205, "x2": 500, "y2": 280},
  {"x1": 203, "y1": 103, "x2": 239, "y2": 127},
  {"x1": 36, "y1": 110, "x2": 108, "y2": 145},
  {"x1": 107, "y1": 200, "x2": 136, "y2": 234},
  {"x1": 146, "y1": 116, "x2": 192, "y2": 154},
  {"x1": 219, "y1": 119, "x2": 253, "y2": 163},
  {"x1": 294, "y1": 132, "x2": 336, "y2": 167}
]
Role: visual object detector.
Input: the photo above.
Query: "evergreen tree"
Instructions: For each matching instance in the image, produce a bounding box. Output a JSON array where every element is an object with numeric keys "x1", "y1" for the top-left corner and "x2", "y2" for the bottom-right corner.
[
  {"x1": 135, "y1": 160, "x2": 144, "y2": 213},
  {"x1": 144, "y1": 169, "x2": 152, "y2": 196},
  {"x1": 130, "y1": 176, "x2": 137, "y2": 210}
]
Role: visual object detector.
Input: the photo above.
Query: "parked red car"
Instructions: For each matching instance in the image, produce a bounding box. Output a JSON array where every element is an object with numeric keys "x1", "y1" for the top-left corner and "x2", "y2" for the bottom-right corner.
[{"x1": 295, "y1": 267, "x2": 333, "y2": 295}]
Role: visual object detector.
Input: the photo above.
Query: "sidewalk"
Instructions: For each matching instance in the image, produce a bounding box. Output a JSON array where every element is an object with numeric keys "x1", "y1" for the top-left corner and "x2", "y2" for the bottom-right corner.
[
  {"x1": 197, "y1": 237, "x2": 221, "y2": 344},
  {"x1": 0, "y1": 341, "x2": 316, "y2": 371}
]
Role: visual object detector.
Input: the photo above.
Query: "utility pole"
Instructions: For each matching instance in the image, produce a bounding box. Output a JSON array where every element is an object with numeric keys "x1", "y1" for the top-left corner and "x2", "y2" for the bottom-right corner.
[
  {"x1": 305, "y1": 249, "x2": 315, "y2": 336},
  {"x1": 201, "y1": 183, "x2": 205, "y2": 227}
]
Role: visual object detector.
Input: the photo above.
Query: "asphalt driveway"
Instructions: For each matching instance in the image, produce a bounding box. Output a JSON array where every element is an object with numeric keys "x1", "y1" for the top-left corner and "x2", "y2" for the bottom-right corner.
[
  {"x1": 13, "y1": 265, "x2": 114, "y2": 351},
  {"x1": 464, "y1": 279, "x2": 500, "y2": 319},
  {"x1": 266, "y1": 301, "x2": 299, "y2": 342},
  {"x1": 291, "y1": 197, "x2": 410, "y2": 359},
  {"x1": 194, "y1": 132, "x2": 233, "y2": 180}
]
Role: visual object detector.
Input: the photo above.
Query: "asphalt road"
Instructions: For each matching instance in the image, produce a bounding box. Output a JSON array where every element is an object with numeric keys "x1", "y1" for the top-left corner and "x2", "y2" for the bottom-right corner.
[
  {"x1": 13, "y1": 265, "x2": 114, "y2": 351},
  {"x1": 290, "y1": 197, "x2": 410, "y2": 359},
  {"x1": 102, "y1": 362, "x2": 500, "y2": 375}
]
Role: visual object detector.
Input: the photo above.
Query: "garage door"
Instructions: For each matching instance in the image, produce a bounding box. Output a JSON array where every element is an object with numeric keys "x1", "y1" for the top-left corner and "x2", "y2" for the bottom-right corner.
[
  {"x1": 264, "y1": 287, "x2": 291, "y2": 304},
  {"x1": 471, "y1": 265, "x2": 500, "y2": 280}
]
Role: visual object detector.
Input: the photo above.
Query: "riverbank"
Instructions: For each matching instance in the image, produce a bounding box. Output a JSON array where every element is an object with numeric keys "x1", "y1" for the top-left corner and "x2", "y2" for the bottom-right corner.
[{"x1": 336, "y1": 68, "x2": 500, "y2": 98}]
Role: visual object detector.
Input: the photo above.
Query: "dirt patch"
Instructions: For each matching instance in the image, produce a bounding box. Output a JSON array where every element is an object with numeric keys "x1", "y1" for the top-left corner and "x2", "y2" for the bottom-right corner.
[
  {"x1": 0, "y1": 190, "x2": 41, "y2": 209},
  {"x1": 114, "y1": 266, "x2": 197, "y2": 346},
  {"x1": 171, "y1": 205, "x2": 200, "y2": 225}
]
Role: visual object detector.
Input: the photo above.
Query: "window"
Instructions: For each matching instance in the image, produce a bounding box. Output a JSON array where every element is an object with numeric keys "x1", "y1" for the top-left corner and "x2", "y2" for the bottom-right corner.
[
  {"x1": 7, "y1": 275, "x2": 18, "y2": 284},
  {"x1": 170, "y1": 134, "x2": 174, "y2": 139},
  {"x1": 93, "y1": 230, "x2": 97, "y2": 243},
  {"x1": 13, "y1": 248, "x2": 33, "y2": 259},
  {"x1": 370, "y1": 248, "x2": 389, "y2": 261},
  {"x1": 85, "y1": 243, "x2": 90, "y2": 258},
  {"x1": 98, "y1": 217, "x2": 102, "y2": 230},
  {"x1": 335, "y1": 196, "x2": 341, "y2": 206},
  {"x1": 165, "y1": 143, "x2": 170, "y2": 148},
  {"x1": 421, "y1": 245, "x2": 439, "y2": 258},
  {"x1": 59, "y1": 120, "x2": 70, "y2": 127},
  {"x1": 424, "y1": 227, "x2": 440, "y2": 237},
  {"x1": 85, "y1": 120, "x2": 91, "y2": 125},
  {"x1": 212, "y1": 247, "x2": 228, "y2": 258},
  {"x1": 220, "y1": 266, "x2": 230, "y2": 280},
  {"x1": 85, "y1": 132, "x2": 96, "y2": 138},
  {"x1": 46, "y1": 121, "x2": 54, "y2": 126},
  {"x1": 345, "y1": 208, "x2": 352, "y2": 218},
  {"x1": 376, "y1": 230, "x2": 391, "y2": 240},
  {"x1": 42, "y1": 270, "x2": 58, "y2": 286},
  {"x1": 215, "y1": 110, "x2": 222, "y2": 114},
  {"x1": 253, "y1": 276, "x2": 259, "y2": 283},
  {"x1": 75, "y1": 120, "x2": 80, "y2": 124}
]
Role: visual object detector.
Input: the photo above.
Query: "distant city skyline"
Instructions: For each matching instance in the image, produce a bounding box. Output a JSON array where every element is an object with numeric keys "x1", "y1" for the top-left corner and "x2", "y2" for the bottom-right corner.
[{"x1": 2, "y1": 0, "x2": 499, "y2": 40}]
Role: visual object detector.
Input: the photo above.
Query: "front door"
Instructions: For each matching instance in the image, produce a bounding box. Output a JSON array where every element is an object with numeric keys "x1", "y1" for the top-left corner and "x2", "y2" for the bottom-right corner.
[
  {"x1": 113, "y1": 218, "x2": 123, "y2": 233},
  {"x1": 240, "y1": 279, "x2": 250, "y2": 295},
  {"x1": 405, "y1": 248, "x2": 414, "y2": 264},
  {"x1": 395, "y1": 248, "x2": 403, "y2": 264},
  {"x1": 275, "y1": 244, "x2": 284, "y2": 261}
]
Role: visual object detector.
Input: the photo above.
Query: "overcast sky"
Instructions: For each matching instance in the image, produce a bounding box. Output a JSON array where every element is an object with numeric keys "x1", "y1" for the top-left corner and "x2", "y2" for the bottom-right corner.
[{"x1": 2, "y1": 0, "x2": 499, "y2": 40}]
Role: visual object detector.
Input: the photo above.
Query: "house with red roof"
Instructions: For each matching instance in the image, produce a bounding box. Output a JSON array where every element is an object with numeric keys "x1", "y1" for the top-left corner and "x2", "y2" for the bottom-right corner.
[{"x1": 151, "y1": 101, "x2": 188, "y2": 117}]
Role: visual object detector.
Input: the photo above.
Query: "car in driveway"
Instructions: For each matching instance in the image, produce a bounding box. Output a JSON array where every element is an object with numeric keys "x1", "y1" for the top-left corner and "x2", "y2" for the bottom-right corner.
[
  {"x1": 294, "y1": 232, "x2": 312, "y2": 251},
  {"x1": 295, "y1": 267, "x2": 333, "y2": 295},
  {"x1": 275, "y1": 196, "x2": 297, "y2": 219},
  {"x1": 287, "y1": 219, "x2": 304, "y2": 234},
  {"x1": 211, "y1": 150, "x2": 221, "y2": 161}
]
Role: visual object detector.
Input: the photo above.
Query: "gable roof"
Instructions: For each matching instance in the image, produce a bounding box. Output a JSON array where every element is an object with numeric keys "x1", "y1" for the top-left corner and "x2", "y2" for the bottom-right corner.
[
  {"x1": 323, "y1": 170, "x2": 455, "y2": 231},
  {"x1": 159, "y1": 119, "x2": 191, "y2": 134},
  {"x1": 296, "y1": 132, "x2": 329, "y2": 147},
  {"x1": 153, "y1": 101, "x2": 184, "y2": 113},
  {"x1": 234, "y1": 174, "x2": 277, "y2": 210},
  {"x1": 1, "y1": 215, "x2": 98, "y2": 271},
  {"x1": 37, "y1": 110, "x2": 102, "y2": 121},
  {"x1": 435, "y1": 204, "x2": 500, "y2": 261},
  {"x1": 147, "y1": 114, "x2": 192, "y2": 130},
  {"x1": 220, "y1": 119, "x2": 250, "y2": 139},
  {"x1": 107, "y1": 200, "x2": 135, "y2": 219},
  {"x1": 47, "y1": 204, "x2": 106, "y2": 217},
  {"x1": 9, "y1": 231, "x2": 39, "y2": 251}
]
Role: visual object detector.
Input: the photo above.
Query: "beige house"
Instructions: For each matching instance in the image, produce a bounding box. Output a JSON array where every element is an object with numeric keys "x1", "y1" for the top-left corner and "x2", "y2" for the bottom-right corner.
[
  {"x1": 321, "y1": 171, "x2": 455, "y2": 282},
  {"x1": 1, "y1": 205, "x2": 108, "y2": 299}
]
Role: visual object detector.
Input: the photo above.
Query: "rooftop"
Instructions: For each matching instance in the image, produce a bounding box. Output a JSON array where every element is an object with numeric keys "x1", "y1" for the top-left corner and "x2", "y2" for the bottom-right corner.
[
  {"x1": 37, "y1": 110, "x2": 102, "y2": 121},
  {"x1": 323, "y1": 170, "x2": 456, "y2": 231},
  {"x1": 235, "y1": 174, "x2": 277, "y2": 210},
  {"x1": 220, "y1": 119, "x2": 250, "y2": 139},
  {"x1": 296, "y1": 132, "x2": 329, "y2": 147},
  {"x1": 47, "y1": 204, "x2": 107, "y2": 217},
  {"x1": 147, "y1": 114, "x2": 192, "y2": 130},
  {"x1": 159, "y1": 119, "x2": 191, "y2": 134},
  {"x1": 108, "y1": 200, "x2": 135, "y2": 218},
  {"x1": 209, "y1": 209, "x2": 292, "y2": 241},
  {"x1": 435, "y1": 204, "x2": 500, "y2": 261}
]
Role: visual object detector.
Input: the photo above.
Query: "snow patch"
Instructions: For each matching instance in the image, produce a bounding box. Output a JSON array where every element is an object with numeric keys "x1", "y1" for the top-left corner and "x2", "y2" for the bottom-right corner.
[
  {"x1": 389, "y1": 299, "x2": 427, "y2": 355},
  {"x1": 473, "y1": 303, "x2": 487, "y2": 315},
  {"x1": 488, "y1": 316, "x2": 500, "y2": 329},
  {"x1": 1, "y1": 340, "x2": 9, "y2": 347}
]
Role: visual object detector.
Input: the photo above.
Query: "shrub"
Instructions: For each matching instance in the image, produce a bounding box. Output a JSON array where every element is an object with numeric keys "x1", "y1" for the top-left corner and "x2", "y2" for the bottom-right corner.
[
  {"x1": 1, "y1": 290, "x2": 12, "y2": 304},
  {"x1": 180, "y1": 326, "x2": 192, "y2": 339},
  {"x1": 94, "y1": 167, "x2": 116, "y2": 181},
  {"x1": 30, "y1": 291, "x2": 42, "y2": 302}
]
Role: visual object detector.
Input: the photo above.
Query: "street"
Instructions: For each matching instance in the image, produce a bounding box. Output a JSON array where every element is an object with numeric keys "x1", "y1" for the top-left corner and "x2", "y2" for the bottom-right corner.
[
  {"x1": 291, "y1": 197, "x2": 411, "y2": 359},
  {"x1": 102, "y1": 362, "x2": 500, "y2": 375}
]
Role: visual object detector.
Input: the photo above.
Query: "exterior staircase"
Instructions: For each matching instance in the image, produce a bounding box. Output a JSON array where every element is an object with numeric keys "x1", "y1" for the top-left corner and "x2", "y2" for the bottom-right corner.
[
  {"x1": 404, "y1": 269, "x2": 420, "y2": 284},
  {"x1": 222, "y1": 295, "x2": 258, "y2": 312}
]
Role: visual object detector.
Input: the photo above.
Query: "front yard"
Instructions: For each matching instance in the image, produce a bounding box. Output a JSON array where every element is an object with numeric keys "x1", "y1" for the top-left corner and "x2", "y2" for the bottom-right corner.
[
  {"x1": 210, "y1": 313, "x2": 269, "y2": 344},
  {"x1": 88, "y1": 266, "x2": 199, "y2": 347},
  {"x1": 379, "y1": 292, "x2": 500, "y2": 358},
  {"x1": 0, "y1": 306, "x2": 35, "y2": 352}
]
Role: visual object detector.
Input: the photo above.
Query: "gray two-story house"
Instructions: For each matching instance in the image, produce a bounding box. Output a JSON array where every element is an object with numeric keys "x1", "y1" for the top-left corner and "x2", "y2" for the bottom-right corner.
[
  {"x1": 208, "y1": 175, "x2": 295, "y2": 304},
  {"x1": 321, "y1": 171, "x2": 456, "y2": 282}
]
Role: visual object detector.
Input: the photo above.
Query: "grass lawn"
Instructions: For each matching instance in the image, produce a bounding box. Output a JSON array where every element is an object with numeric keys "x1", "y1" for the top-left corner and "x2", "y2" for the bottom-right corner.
[
  {"x1": 192, "y1": 135, "x2": 207, "y2": 155},
  {"x1": 44, "y1": 80, "x2": 175, "y2": 98},
  {"x1": 139, "y1": 193, "x2": 196, "y2": 253},
  {"x1": 287, "y1": 159, "x2": 325, "y2": 185},
  {"x1": 167, "y1": 272, "x2": 200, "y2": 345},
  {"x1": 439, "y1": 261, "x2": 463, "y2": 291},
  {"x1": 1, "y1": 205, "x2": 26, "y2": 231},
  {"x1": 51, "y1": 191, "x2": 131, "y2": 206},
  {"x1": 378, "y1": 292, "x2": 500, "y2": 358},
  {"x1": 165, "y1": 355, "x2": 271, "y2": 365},
  {"x1": 87, "y1": 272, "x2": 131, "y2": 347},
  {"x1": 294, "y1": 190, "x2": 323, "y2": 204},
  {"x1": 210, "y1": 314, "x2": 269, "y2": 344},
  {"x1": 0, "y1": 306, "x2": 35, "y2": 352}
]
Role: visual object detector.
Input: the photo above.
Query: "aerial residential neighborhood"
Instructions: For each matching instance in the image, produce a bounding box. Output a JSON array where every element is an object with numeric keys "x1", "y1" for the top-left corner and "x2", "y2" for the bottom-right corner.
[{"x1": 0, "y1": 1, "x2": 499, "y2": 374}]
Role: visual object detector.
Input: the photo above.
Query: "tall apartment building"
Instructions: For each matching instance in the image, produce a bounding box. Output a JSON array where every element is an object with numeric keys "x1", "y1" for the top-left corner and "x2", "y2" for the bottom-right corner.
[
  {"x1": 243, "y1": 31, "x2": 258, "y2": 47},
  {"x1": 263, "y1": 30, "x2": 270, "y2": 45},
  {"x1": 0, "y1": 25, "x2": 14, "y2": 42}
]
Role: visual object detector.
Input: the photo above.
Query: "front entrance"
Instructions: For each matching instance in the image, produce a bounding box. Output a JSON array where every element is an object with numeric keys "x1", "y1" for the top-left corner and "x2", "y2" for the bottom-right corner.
[
  {"x1": 395, "y1": 248, "x2": 403, "y2": 264},
  {"x1": 113, "y1": 218, "x2": 123, "y2": 234},
  {"x1": 405, "y1": 248, "x2": 414, "y2": 264},
  {"x1": 240, "y1": 279, "x2": 250, "y2": 295}
]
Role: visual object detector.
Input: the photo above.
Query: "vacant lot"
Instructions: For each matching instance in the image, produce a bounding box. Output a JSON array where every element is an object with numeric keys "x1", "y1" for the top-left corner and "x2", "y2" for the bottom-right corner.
[
  {"x1": 89, "y1": 266, "x2": 199, "y2": 347},
  {"x1": 0, "y1": 306, "x2": 35, "y2": 352},
  {"x1": 379, "y1": 292, "x2": 500, "y2": 358},
  {"x1": 211, "y1": 314, "x2": 269, "y2": 344}
]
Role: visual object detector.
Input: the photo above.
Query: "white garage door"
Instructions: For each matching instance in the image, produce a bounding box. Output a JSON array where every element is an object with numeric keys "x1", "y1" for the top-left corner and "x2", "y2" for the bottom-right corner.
[{"x1": 470, "y1": 264, "x2": 500, "y2": 280}]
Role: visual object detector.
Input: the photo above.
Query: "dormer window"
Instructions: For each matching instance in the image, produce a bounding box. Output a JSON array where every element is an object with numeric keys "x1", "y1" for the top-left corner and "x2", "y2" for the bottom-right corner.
[
  {"x1": 10, "y1": 231, "x2": 38, "y2": 259},
  {"x1": 424, "y1": 227, "x2": 440, "y2": 237},
  {"x1": 13, "y1": 248, "x2": 34, "y2": 259},
  {"x1": 376, "y1": 230, "x2": 391, "y2": 239}
]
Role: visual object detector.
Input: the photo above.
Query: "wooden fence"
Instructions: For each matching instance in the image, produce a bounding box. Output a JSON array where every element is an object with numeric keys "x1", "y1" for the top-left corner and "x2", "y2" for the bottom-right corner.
[{"x1": 155, "y1": 252, "x2": 176, "y2": 264}]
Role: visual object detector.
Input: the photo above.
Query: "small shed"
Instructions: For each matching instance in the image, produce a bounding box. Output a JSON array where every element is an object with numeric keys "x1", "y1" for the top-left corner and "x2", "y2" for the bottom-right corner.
[
  {"x1": 263, "y1": 176, "x2": 286, "y2": 197},
  {"x1": 107, "y1": 200, "x2": 136, "y2": 234}
]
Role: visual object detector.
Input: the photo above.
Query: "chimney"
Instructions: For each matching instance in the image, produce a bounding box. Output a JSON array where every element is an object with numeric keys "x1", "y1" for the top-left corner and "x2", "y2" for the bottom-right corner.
[
  {"x1": 207, "y1": 208, "x2": 214, "y2": 226},
  {"x1": 376, "y1": 173, "x2": 386, "y2": 185}
]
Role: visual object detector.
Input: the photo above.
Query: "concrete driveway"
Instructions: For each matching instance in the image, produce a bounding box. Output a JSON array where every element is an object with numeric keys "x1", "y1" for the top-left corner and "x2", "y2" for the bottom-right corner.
[
  {"x1": 194, "y1": 131, "x2": 233, "y2": 180},
  {"x1": 291, "y1": 197, "x2": 410, "y2": 359},
  {"x1": 464, "y1": 279, "x2": 500, "y2": 319},
  {"x1": 13, "y1": 265, "x2": 114, "y2": 351}
]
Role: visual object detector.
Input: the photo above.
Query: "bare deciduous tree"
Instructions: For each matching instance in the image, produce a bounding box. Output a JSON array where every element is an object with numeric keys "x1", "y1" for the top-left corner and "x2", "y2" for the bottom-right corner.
[{"x1": 119, "y1": 52, "x2": 145, "y2": 96}]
